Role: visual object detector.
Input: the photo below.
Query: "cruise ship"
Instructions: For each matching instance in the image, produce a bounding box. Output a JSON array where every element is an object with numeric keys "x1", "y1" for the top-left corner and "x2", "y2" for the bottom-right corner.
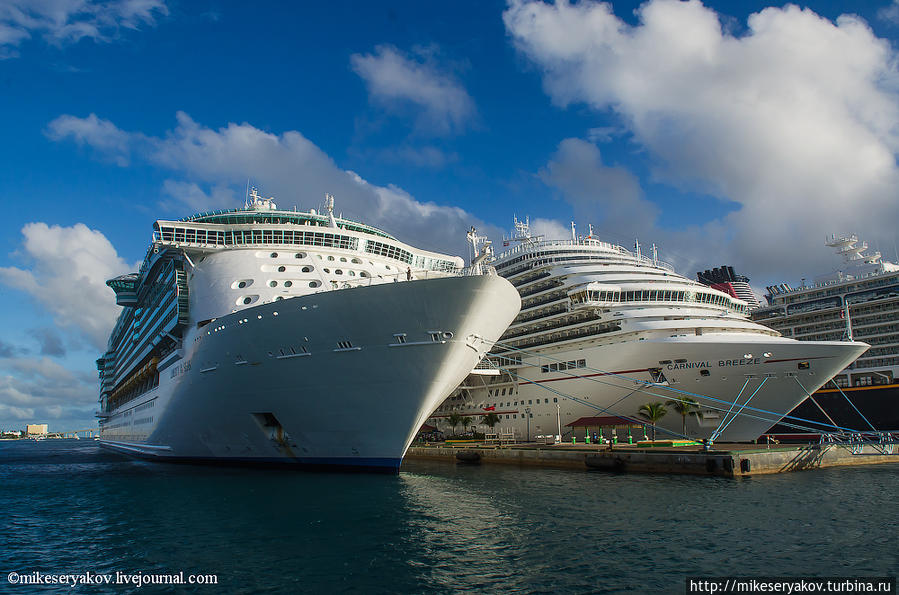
[
  {"x1": 429, "y1": 219, "x2": 867, "y2": 442},
  {"x1": 753, "y1": 235, "x2": 899, "y2": 433},
  {"x1": 96, "y1": 190, "x2": 520, "y2": 471}
]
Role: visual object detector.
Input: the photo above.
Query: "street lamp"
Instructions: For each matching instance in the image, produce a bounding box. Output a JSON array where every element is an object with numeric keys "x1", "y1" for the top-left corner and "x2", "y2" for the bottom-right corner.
[
  {"x1": 525, "y1": 407, "x2": 531, "y2": 442},
  {"x1": 556, "y1": 403, "x2": 562, "y2": 442}
]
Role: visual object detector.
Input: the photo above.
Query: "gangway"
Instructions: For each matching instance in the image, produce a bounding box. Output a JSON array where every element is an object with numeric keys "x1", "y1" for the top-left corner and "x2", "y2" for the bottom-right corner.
[{"x1": 819, "y1": 430, "x2": 897, "y2": 455}]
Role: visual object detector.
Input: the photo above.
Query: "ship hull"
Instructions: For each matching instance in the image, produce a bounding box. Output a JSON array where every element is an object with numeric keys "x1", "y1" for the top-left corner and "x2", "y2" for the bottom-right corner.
[
  {"x1": 99, "y1": 274, "x2": 520, "y2": 472},
  {"x1": 766, "y1": 382, "x2": 899, "y2": 436},
  {"x1": 446, "y1": 335, "x2": 867, "y2": 442}
]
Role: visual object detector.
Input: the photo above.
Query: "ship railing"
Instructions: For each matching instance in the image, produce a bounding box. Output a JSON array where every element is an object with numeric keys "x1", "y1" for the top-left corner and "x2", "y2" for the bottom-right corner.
[{"x1": 818, "y1": 430, "x2": 897, "y2": 455}]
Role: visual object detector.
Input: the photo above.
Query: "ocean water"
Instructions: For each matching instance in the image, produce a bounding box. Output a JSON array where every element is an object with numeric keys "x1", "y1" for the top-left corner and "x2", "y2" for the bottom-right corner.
[{"x1": 1, "y1": 440, "x2": 896, "y2": 594}]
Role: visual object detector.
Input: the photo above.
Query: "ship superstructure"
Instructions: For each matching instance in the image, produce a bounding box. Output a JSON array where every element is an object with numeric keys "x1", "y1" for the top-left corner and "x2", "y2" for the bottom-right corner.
[
  {"x1": 753, "y1": 235, "x2": 899, "y2": 431},
  {"x1": 97, "y1": 190, "x2": 520, "y2": 471},
  {"x1": 429, "y1": 219, "x2": 867, "y2": 442}
]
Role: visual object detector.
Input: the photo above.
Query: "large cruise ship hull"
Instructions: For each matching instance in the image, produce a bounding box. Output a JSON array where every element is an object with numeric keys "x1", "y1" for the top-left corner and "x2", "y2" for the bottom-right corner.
[
  {"x1": 453, "y1": 335, "x2": 867, "y2": 442},
  {"x1": 100, "y1": 274, "x2": 520, "y2": 472},
  {"x1": 766, "y1": 383, "x2": 899, "y2": 436}
]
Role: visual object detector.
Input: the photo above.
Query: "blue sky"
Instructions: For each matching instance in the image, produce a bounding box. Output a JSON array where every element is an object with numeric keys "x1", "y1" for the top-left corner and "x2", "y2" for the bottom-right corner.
[{"x1": 2, "y1": 0, "x2": 899, "y2": 432}]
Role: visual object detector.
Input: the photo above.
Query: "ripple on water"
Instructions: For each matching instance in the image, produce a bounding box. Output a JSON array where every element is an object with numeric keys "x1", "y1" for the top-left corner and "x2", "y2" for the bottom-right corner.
[{"x1": 0, "y1": 441, "x2": 896, "y2": 594}]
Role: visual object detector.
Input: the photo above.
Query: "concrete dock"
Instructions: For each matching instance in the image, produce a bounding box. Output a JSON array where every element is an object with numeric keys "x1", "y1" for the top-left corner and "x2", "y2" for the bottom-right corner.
[{"x1": 404, "y1": 441, "x2": 899, "y2": 477}]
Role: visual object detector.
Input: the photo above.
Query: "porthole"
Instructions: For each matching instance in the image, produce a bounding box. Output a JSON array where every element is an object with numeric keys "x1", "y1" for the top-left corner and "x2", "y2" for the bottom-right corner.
[
  {"x1": 278, "y1": 266, "x2": 286, "y2": 272},
  {"x1": 349, "y1": 271, "x2": 355, "y2": 276},
  {"x1": 270, "y1": 252, "x2": 278, "y2": 258},
  {"x1": 270, "y1": 281, "x2": 278, "y2": 287},
  {"x1": 232, "y1": 279, "x2": 253, "y2": 289},
  {"x1": 328, "y1": 256, "x2": 335, "y2": 261},
  {"x1": 323, "y1": 268, "x2": 330, "y2": 273},
  {"x1": 443, "y1": 332, "x2": 454, "y2": 339},
  {"x1": 335, "y1": 270, "x2": 343, "y2": 275},
  {"x1": 360, "y1": 271, "x2": 369, "y2": 278},
  {"x1": 295, "y1": 252, "x2": 307, "y2": 259},
  {"x1": 302, "y1": 266, "x2": 312, "y2": 273},
  {"x1": 242, "y1": 297, "x2": 252, "y2": 305},
  {"x1": 309, "y1": 281, "x2": 321, "y2": 288},
  {"x1": 284, "y1": 281, "x2": 293, "y2": 287},
  {"x1": 352, "y1": 258, "x2": 361, "y2": 264},
  {"x1": 238, "y1": 281, "x2": 246, "y2": 289},
  {"x1": 275, "y1": 296, "x2": 283, "y2": 301},
  {"x1": 340, "y1": 257, "x2": 347, "y2": 262},
  {"x1": 317, "y1": 255, "x2": 323, "y2": 260}
]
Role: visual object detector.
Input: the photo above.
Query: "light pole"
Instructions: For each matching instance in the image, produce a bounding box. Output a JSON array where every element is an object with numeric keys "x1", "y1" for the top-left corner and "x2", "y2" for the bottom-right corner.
[
  {"x1": 525, "y1": 407, "x2": 531, "y2": 442},
  {"x1": 556, "y1": 403, "x2": 562, "y2": 442}
]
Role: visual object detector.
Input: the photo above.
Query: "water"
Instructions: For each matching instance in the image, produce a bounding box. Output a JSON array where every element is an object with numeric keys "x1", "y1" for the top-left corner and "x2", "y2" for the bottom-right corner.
[{"x1": 1, "y1": 440, "x2": 896, "y2": 594}]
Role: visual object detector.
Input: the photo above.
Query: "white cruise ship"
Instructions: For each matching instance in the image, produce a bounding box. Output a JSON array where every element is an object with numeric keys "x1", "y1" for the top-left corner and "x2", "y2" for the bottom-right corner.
[
  {"x1": 97, "y1": 190, "x2": 520, "y2": 471},
  {"x1": 429, "y1": 219, "x2": 868, "y2": 443}
]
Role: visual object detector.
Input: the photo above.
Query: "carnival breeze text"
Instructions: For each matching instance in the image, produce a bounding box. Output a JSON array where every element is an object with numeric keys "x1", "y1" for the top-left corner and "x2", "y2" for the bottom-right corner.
[
  {"x1": 666, "y1": 358, "x2": 762, "y2": 370},
  {"x1": 7, "y1": 570, "x2": 218, "y2": 587}
]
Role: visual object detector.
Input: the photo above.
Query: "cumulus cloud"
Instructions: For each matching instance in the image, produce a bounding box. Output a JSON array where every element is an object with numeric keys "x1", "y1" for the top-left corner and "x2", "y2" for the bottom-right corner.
[
  {"x1": 504, "y1": 0, "x2": 899, "y2": 281},
  {"x1": 539, "y1": 138, "x2": 660, "y2": 240},
  {"x1": 0, "y1": 0, "x2": 167, "y2": 58},
  {"x1": 46, "y1": 111, "x2": 500, "y2": 255},
  {"x1": 0, "y1": 356, "x2": 97, "y2": 429},
  {"x1": 45, "y1": 113, "x2": 138, "y2": 165},
  {"x1": 351, "y1": 44, "x2": 476, "y2": 135},
  {"x1": 0, "y1": 222, "x2": 138, "y2": 350},
  {"x1": 29, "y1": 327, "x2": 66, "y2": 357}
]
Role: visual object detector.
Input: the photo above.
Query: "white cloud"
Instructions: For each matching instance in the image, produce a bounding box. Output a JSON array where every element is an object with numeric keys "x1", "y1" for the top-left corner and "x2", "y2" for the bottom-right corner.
[
  {"x1": 0, "y1": 356, "x2": 97, "y2": 430},
  {"x1": 539, "y1": 138, "x2": 660, "y2": 240},
  {"x1": 350, "y1": 44, "x2": 476, "y2": 135},
  {"x1": 0, "y1": 0, "x2": 167, "y2": 58},
  {"x1": 45, "y1": 113, "x2": 137, "y2": 165},
  {"x1": 0, "y1": 222, "x2": 138, "y2": 350},
  {"x1": 504, "y1": 0, "x2": 899, "y2": 282},
  {"x1": 46, "y1": 111, "x2": 500, "y2": 255},
  {"x1": 879, "y1": 0, "x2": 899, "y2": 26}
]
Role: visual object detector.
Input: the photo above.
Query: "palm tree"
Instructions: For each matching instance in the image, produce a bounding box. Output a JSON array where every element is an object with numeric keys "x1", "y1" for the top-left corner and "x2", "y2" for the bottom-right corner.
[
  {"x1": 665, "y1": 397, "x2": 703, "y2": 437},
  {"x1": 448, "y1": 412, "x2": 463, "y2": 436},
  {"x1": 481, "y1": 412, "x2": 500, "y2": 431},
  {"x1": 461, "y1": 416, "x2": 473, "y2": 435},
  {"x1": 637, "y1": 402, "x2": 669, "y2": 441}
]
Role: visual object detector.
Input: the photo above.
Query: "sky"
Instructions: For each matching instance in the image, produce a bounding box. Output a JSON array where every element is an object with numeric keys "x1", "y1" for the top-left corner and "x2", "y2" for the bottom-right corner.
[{"x1": 2, "y1": 0, "x2": 899, "y2": 432}]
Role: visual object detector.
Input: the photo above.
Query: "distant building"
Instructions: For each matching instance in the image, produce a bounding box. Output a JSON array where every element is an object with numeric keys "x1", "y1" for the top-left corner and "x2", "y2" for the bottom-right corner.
[
  {"x1": 25, "y1": 424, "x2": 48, "y2": 436},
  {"x1": 697, "y1": 265, "x2": 761, "y2": 309}
]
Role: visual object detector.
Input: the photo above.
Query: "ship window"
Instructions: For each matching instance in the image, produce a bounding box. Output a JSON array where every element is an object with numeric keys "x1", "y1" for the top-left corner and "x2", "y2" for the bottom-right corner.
[
  {"x1": 309, "y1": 281, "x2": 320, "y2": 288},
  {"x1": 360, "y1": 271, "x2": 369, "y2": 278},
  {"x1": 541, "y1": 365, "x2": 549, "y2": 373},
  {"x1": 323, "y1": 268, "x2": 330, "y2": 273},
  {"x1": 545, "y1": 399, "x2": 549, "y2": 403},
  {"x1": 275, "y1": 296, "x2": 283, "y2": 301},
  {"x1": 798, "y1": 361, "x2": 810, "y2": 370},
  {"x1": 553, "y1": 398, "x2": 558, "y2": 403},
  {"x1": 700, "y1": 369, "x2": 710, "y2": 377},
  {"x1": 340, "y1": 257, "x2": 347, "y2": 262},
  {"x1": 270, "y1": 252, "x2": 278, "y2": 258},
  {"x1": 578, "y1": 359, "x2": 586, "y2": 368},
  {"x1": 352, "y1": 258, "x2": 362, "y2": 264},
  {"x1": 328, "y1": 256, "x2": 335, "y2": 261},
  {"x1": 238, "y1": 281, "x2": 246, "y2": 288},
  {"x1": 243, "y1": 297, "x2": 252, "y2": 305},
  {"x1": 335, "y1": 270, "x2": 343, "y2": 275},
  {"x1": 295, "y1": 252, "x2": 307, "y2": 259},
  {"x1": 284, "y1": 281, "x2": 293, "y2": 287},
  {"x1": 278, "y1": 266, "x2": 286, "y2": 272},
  {"x1": 270, "y1": 281, "x2": 278, "y2": 287}
]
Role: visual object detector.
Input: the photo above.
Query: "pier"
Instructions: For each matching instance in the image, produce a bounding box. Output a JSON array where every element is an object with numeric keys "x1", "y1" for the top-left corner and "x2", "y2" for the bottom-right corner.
[{"x1": 404, "y1": 440, "x2": 899, "y2": 476}]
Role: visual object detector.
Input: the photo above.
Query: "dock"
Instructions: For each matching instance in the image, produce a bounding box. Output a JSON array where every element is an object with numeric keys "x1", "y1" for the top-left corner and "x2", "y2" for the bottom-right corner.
[{"x1": 404, "y1": 441, "x2": 899, "y2": 477}]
